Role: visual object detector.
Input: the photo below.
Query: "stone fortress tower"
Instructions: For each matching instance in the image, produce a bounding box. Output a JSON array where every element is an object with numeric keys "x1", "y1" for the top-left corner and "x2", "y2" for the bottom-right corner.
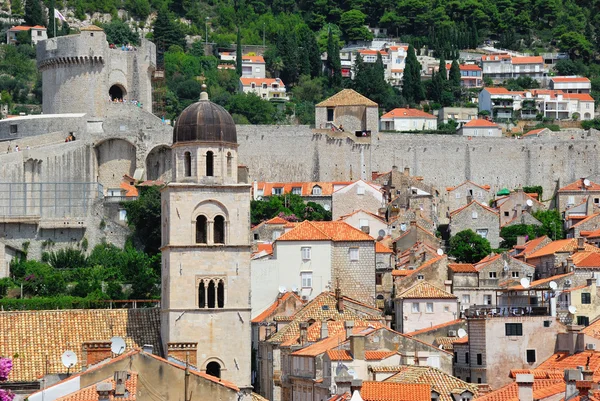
[
  {"x1": 160, "y1": 86, "x2": 252, "y2": 394},
  {"x1": 36, "y1": 25, "x2": 156, "y2": 116}
]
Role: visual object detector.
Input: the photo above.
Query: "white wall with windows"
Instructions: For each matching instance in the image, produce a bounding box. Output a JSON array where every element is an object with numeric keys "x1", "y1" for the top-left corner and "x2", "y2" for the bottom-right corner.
[{"x1": 397, "y1": 298, "x2": 459, "y2": 333}]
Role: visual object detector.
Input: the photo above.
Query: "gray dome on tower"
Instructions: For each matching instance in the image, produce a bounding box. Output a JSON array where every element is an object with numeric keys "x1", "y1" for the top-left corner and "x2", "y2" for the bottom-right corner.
[{"x1": 172, "y1": 87, "x2": 237, "y2": 145}]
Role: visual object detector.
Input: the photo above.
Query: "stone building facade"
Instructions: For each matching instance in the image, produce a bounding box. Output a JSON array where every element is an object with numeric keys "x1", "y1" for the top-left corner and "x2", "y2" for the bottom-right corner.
[
  {"x1": 331, "y1": 180, "x2": 385, "y2": 220},
  {"x1": 315, "y1": 89, "x2": 379, "y2": 133},
  {"x1": 37, "y1": 25, "x2": 155, "y2": 116},
  {"x1": 449, "y1": 201, "x2": 500, "y2": 248},
  {"x1": 444, "y1": 181, "x2": 492, "y2": 219}
]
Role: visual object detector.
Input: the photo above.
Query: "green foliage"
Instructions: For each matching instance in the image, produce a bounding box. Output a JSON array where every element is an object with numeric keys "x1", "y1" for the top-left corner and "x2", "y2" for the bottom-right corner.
[
  {"x1": 581, "y1": 119, "x2": 600, "y2": 130},
  {"x1": 499, "y1": 224, "x2": 539, "y2": 248},
  {"x1": 153, "y1": 7, "x2": 186, "y2": 52},
  {"x1": 523, "y1": 186, "x2": 543, "y2": 198},
  {"x1": 251, "y1": 194, "x2": 332, "y2": 225},
  {"x1": 236, "y1": 27, "x2": 242, "y2": 76},
  {"x1": 448, "y1": 229, "x2": 492, "y2": 263},
  {"x1": 504, "y1": 77, "x2": 540, "y2": 91},
  {"x1": 103, "y1": 19, "x2": 140, "y2": 45},
  {"x1": 532, "y1": 210, "x2": 565, "y2": 240},
  {"x1": 47, "y1": 248, "x2": 88, "y2": 269},
  {"x1": 353, "y1": 52, "x2": 401, "y2": 110},
  {"x1": 24, "y1": 0, "x2": 44, "y2": 26},
  {"x1": 122, "y1": 185, "x2": 162, "y2": 255},
  {"x1": 225, "y1": 93, "x2": 281, "y2": 124},
  {"x1": 326, "y1": 29, "x2": 342, "y2": 89},
  {"x1": 339, "y1": 10, "x2": 373, "y2": 41},
  {"x1": 402, "y1": 45, "x2": 425, "y2": 104}
]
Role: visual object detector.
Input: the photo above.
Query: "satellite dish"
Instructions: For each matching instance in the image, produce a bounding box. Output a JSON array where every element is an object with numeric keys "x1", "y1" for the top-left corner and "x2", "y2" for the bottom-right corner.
[
  {"x1": 520, "y1": 278, "x2": 530, "y2": 289},
  {"x1": 292, "y1": 286, "x2": 299, "y2": 293},
  {"x1": 378, "y1": 229, "x2": 386, "y2": 238},
  {"x1": 503, "y1": 261, "x2": 509, "y2": 271},
  {"x1": 437, "y1": 249, "x2": 444, "y2": 256},
  {"x1": 457, "y1": 328, "x2": 467, "y2": 338},
  {"x1": 111, "y1": 336, "x2": 126, "y2": 355},
  {"x1": 400, "y1": 223, "x2": 407, "y2": 231},
  {"x1": 549, "y1": 281, "x2": 558, "y2": 290},
  {"x1": 61, "y1": 350, "x2": 78, "y2": 368},
  {"x1": 439, "y1": 344, "x2": 444, "y2": 349},
  {"x1": 526, "y1": 199, "x2": 533, "y2": 207},
  {"x1": 584, "y1": 179, "x2": 591, "y2": 187},
  {"x1": 278, "y1": 286, "x2": 286, "y2": 294},
  {"x1": 568, "y1": 305, "x2": 577, "y2": 314}
]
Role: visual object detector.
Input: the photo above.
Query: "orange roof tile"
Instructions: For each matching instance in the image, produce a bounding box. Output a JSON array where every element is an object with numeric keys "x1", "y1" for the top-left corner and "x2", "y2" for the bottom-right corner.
[
  {"x1": 365, "y1": 350, "x2": 396, "y2": 360},
  {"x1": 327, "y1": 349, "x2": 353, "y2": 361},
  {"x1": 9, "y1": 25, "x2": 46, "y2": 31},
  {"x1": 396, "y1": 282, "x2": 456, "y2": 299},
  {"x1": 251, "y1": 291, "x2": 303, "y2": 323},
  {"x1": 381, "y1": 108, "x2": 436, "y2": 120},
  {"x1": 265, "y1": 216, "x2": 289, "y2": 225},
  {"x1": 448, "y1": 263, "x2": 477, "y2": 273},
  {"x1": 255, "y1": 181, "x2": 353, "y2": 197},
  {"x1": 563, "y1": 93, "x2": 595, "y2": 101},
  {"x1": 575, "y1": 252, "x2": 600, "y2": 268},
  {"x1": 445, "y1": 180, "x2": 491, "y2": 192},
  {"x1": 551, "y1": 76, "x2": 591, "y2": 83},
  {"x1": 475, "y1": 380, "x2": 564, "y2": 401},
  {"x1": 513, "y1": 235, "x2": 550, "y2": 258},
  {"x1": 509, "y1": 272, "x2": 573, "y2": 290},
  {"x1": 376, "y1": 242, "x2": 393, "y2": 253},
  {"x1": 276, "y1": 220, "x2": 374, "y2": 242},
  {"x1": 242, "y1": 55, "x2": 265, "y2": 63},
  {"x1": 240, "y1": 77, "x2": 286, "y2": 87},
  {"x1": 481, "y1": 54, "x2": 512, "y2": 61},
  {"x1": 526, "y1": 239, "x2": 600, "y2": 259},
  {"x1": 522, "y1": 128, "x2": 546, "y2": 137},
  {"x1": 392, "y1": 255, "x2": 445, "y2": 277},
  {"x1": 56, "y1": 371, "x2": 138, "y2": 401},
  {"x1": 359, "y1": 381, "x2": 431, "y2": 401},
  {"x1": 484, "y1": 87, "x2": 512, "y2": 94},
  {"x1": 511, "y1": 56, "x2": 544, "y2": 64},
  {"x1": 406, "y1": 319, "x2": 464, "y2": 337},
  {"x1": 463, "y1": 119, "x2": 499, "y2": 128},
  {"x1": 449, "y1": 200, "x2": 499, "y2": 217},
  {"x1": 358, "y1": 49, "x2": 389, "y2": 56},
  {"x1": 559, "y1": 179, "x2": 600, "y2": 192}
]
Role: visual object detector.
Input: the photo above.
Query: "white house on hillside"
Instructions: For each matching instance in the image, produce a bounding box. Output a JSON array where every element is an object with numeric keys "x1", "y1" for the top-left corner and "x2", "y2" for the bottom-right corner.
[
  {"x1": 457, "y1": 119, "x2": 502, "y2": 137},
  {"x1": 6, "y1": 25, "x2": 47, "y2": 45},
  {"x1": 380, "y1": 108, "x2": 437, "y2": 131},
  {"x1": 238, "y1": 77, "x2": 288, "y2": 101}
]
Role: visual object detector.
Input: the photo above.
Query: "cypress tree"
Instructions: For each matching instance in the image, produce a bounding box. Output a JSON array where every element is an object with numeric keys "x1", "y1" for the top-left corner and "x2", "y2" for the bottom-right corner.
[
  {"x1": 438, "y1": 58, "x2": 447, "y2": 81},
  {"x1": 352, "y1": 52, "x2": 367, "y2": 92},
  {"x1": 236, "y1": 27, "x2": 242, "y2": 77},
  {"x1": 402, "y1": 44, "x2": 425, "y2": 104},
  {"x1": 153, "y1": 8, "x2": 186, "y2": 52},
  {"x1": 24, "y1": 0, "x2": 44, "y2": 27},
  {"x1": 326, "y1": 30, "x2": 342, "y2": 88},
  {"x1": 430, "y1": 71, "x2": 443, "y2": 103},
  {"x1": 450, "y1": 59, "x2": 461, "y2": 87},
  {"x1": 48, "y1": 0, "x2": 55, "y2": 38}
]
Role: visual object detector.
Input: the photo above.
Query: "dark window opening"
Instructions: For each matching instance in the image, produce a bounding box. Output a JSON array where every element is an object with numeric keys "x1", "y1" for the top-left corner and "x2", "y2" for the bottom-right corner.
[
  {"x1": 184, "y1": 152, "x2": 192, "y2": 177},
  {"x1": 217, "y1": 280, "x2": 225, "y2": 308},
  {"x1": 504, "y1": 211, "x2": 509, "y2": 217},
  {"x1": 214, "y1": 215, "x2": 225, "y2": 244},
  {"x1": 198, "y1": 281, "x2": 206, "y2": 308},
  {"x1": 526, "y1": 349, "x2": 536, "y2": 363},
  {"x1": 376, "y1": 273, "x2": 383, "y2": 285},
  {"x1": 207, "y1": 280, "x2": 216, "y2": 308},
  {"x1": 109, "y1": 85, "x2": 125, "y2": 101},
  {"x1": 582, "y1": 293, "x2": 591, "y2": 304},
  {"x1": 327, "y1": 107, "x2": 334, "y2": 122},
  {"x1": 505, "y1": 323, "x2": 523, "y2": 336},
  {"x1": 578, "y1": 316, "x2": 590, "y2": 326},
  {"x1": 227, "y1": 152, "x2": 233, "y2": 177},
  {"x1": 466, "y1": 377, "x2": 471, "y2": 383},
  {"x1": 477, "y1": 353, "x2": 482, "y2": 365},
  {"x1": 9, "y1": 124, "x2": 17, "y2": 134},
  {"x1": 206, "y1": 361, "x2": 221, "y2": 378},
  {"x1": 454, "y1": 352, "x2": 457, "y2": 363},
  {"x1": 206, "y1": 151, "x2": 214, "y2": 176},
  {"x1": 465, "y1": 352, "x2": 469, "y2": 363},
  {"x1": 196, "y1": 215, "x2": 207, "y2": 244},
  {"x1": 477, "y1": 378, "x2": 482, "y2": 383}
]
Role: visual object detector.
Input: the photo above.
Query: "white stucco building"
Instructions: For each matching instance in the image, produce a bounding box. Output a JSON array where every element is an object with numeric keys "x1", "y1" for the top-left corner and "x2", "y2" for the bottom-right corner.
[
  {"x1": 380, "y1": 108, "x2": 437, "y2": 132},
  {"x1": 239, "y1": 77, "x2": 288, "y2": 101},
  {"x1": 6, "y1": 25, "x2": 47, "y2": 45}
]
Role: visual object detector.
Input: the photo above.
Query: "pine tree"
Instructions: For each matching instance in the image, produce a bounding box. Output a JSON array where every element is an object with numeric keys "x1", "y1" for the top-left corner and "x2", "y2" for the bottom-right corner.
[
  {"x1": 402, "y1": 44, "x2": 425, "y2": 104},
  {"x1": 352, "y1": 53, "x2": 367, "y2": 91},
  {"x1": 298, "y1": 25, "x2": 321, "y2": 78},
  {"x1": 24, "y1": 0, "x2": 44, "y2": 27},
  {"x1": 430, "y1": 71, "x2": 443, "y2": 102},
  {"x1": 276, "y1": 30, "x2": 300, "y2": 86},
  {"x1": 153, "y1": 8, "x2": 186, "y2": 52},
  {"x1": 236, "y1": 27, "x2": 242, "y2": 77}
]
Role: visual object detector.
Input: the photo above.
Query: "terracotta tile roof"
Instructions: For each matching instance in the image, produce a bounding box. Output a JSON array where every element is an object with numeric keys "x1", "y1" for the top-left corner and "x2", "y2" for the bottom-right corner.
[
  {"x1": 380, "y1": 108, "x2": 436, "y2": 120},
  {"x1": 574, "y1": 252, "x2": 600, "y2": 268},
  {"x1": 536, "y1": 351, "x2": 600, "y2": 381},
  {"x1": 385, "y1": 365, "x2": 478, "y2": 401},
  {"x1": 526, "y1": 239, "x2": 600, "y2": 259},
  {"x1": 582, "y1": 318, "x2": 600, "y2": 340},
  {"x1": 291, "y1": 322, "x2": 383, "y2": 355},
  {"x1": 55, "y1": 372, "x2": 138, "y2": 401},
  {"x1": 328, "y1": 393, "x2": 352, "y2": 401},
  {"x1": 433, "y1": 336, "x2": 463, "y2": 350},
  {"x1": 581, "y1": 228, "x2": 600, "y2": 238},
  {"x1": 251, "y1": 292, "x2": 303, "y2": 323},
  {"x1": 563, "y1": 93, "x2": 595, "y2": 101},
  {"x1": 449, "y1": 200, "x2": 498, "y2": 217},
  {"x1": 365, "y1": 350, "x2": 397, "y2": 360},
  {"x1": 551, "y1": 76, "x2": 590, "y2": 83},
  {"x1": 463, "y1": 119, "x2": 499, "y2": 128},
  {"x1": 370, "y1": 365, "x2": 405, "y2": 373},
  {"x1": 445, "y1": 180, "x2": 491, "y2": 192},
  {"x1": 397, "y1": 281, "x2": 455, "y2": 299},
  {"x1": 316, "y1": 89, "x2": 378, "y2": 107},
  {"x1": 475, "y1": 380, "x2": 564, "y2": 401},
  {"x1": 391, "y1": 269, "x2": 412, "y2": 277},
  {"x1": 511, "y1": 56, "x2": 543, "y2": 64},
  {"x1": 265, "y1": 216, "x2": 289, "y2": 224},
  {"x1": 376, "y1": 242, "x2": 393, "y2": 253},
  {"x1": 481, "y1": 54, "x2": 512, "y2": 61},
  {"x1": 0, "y1": 309, "x2": 160, "y2": 383},
  {"x1": 483, "y1": 87, "x2": 512, "y2": 94},
  {"x1": 359, "y1": 381, "x2": 431, "y2": 401},
  {"x1": 392, "y1": 255, "x2": 445, "y2": 277},
  {"x1": 358, "y1": 49, "x2": 389, "y2": 56},
  {"x1": 559, "y1": 179, "x2": 600, "y2": 192},
  {"x1": 242, "y1": 55, "x2": 265, "y2": 63},
  {"x1": 571, "y1": 213, "x2": 600, "y2": 228},
  {"x1": 9, "y1": 25, "x2": 46, "y2": 31},
  {"x1": 276, "y1": 220, "x2": 374, "y2": 242},
  {"x1": 327, "y1": 349, "x2": 353, "y2": 361},
  {"x1": 446, "y1": 63, "x2": 481, "y2": 72},
  {"x1": 561, "y1": 284, "x2": 589, "y2": 293},
  {"x1": 405, "y1": 319, "x2": 464, "y2": 337},
  {"x1": 522, "y1": 128, "x2": 547, "y2": 137},
  {"x1": 338, "y1": 209, "x2": 386, "y2": 223},
  {"x1": 255, "y1": 181, "x2": 353, "y2": 197},
  {"x1": 448, "y1": 263, "x2": 477, "y2": 273},
  {"x1": 508, "y1": 272, "x2": 573, "y2": 290},
  {"x1": 513, "y1": 235, "x2": 550, "y2": 258},
  {"x1": 453, "y1": 335, "x2": 468, "y2": 344},
  {"x1": 240, "y1": 77, "x2": 286, "y2": 87}
]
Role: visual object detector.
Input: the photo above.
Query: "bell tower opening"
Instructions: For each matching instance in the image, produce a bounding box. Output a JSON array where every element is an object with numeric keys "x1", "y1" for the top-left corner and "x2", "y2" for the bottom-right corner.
[
  {"x1": 196, "y1": 215, "x2": 207, "y2": 243},
  {"x1": 207, "y1": 280, "x2": 216, "y2": 308},
  {"x1": 227, "y1": 152, "x2": 233, "y2": 177},
  {"x1": 109, "y1": 84, "x2": 125, "y2": 101},
  {"x1": 217, "y1": 279, "x2": 225, "y2": 308},
  {"x1": 184, "y1": 152, "x2": 192, "y2": 177},
  {"x1": 214, "y1": 215, "x2": 225, "y2": 244},
  {"x1": 198, "y1": 281, "x2": 206, "y2": 308},
  {"x1": 206, "y1": 151, "x2": 214, "y2": 176},
  {"x1": 206, "y1": 361, "x2": 221, "y2": 378}
]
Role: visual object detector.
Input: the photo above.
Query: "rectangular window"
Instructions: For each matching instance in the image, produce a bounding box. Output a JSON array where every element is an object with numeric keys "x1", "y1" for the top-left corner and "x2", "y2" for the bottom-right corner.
[
  {"x1": 357, "y1": 186, "x2": 366, "y2": 195},
  {"x1": 505, "y1": 323, "x2": 523, "y2": 336},
  {"x1": 301, "y1": 247, "x2": 311, "y2": 260},
  {"x1": 426, "y1": 302, "x2": 434, "y2": 313},
  {"x1": 484, "y1": 294, "x2": 492, "y2": 305},
  {"x1": 301, "y1": 272, "x2": 312, "y2": 288},
  {"x1": 477, "y1": 353, "x2": 482, "y2": 365},
  {"x1": 412, "y1": 302, "x2": 420, "y2": 313},
  {"x1": 504, "y1": 211, "x2": 510, "y2": 217},
  {"x1": 476, "y1": 229, "x2": 488, "y2": 238},
  {"x1": 119, "y1": 209, "x2": 127, "y2": 221},
  {"x1": 444, "y1": 306, "x2": 450, "y2": 312},
  {"x1": 9, "y1": 124, "x2": 17, "y2": 134},
  {"x1": 349, "y1": 248, "x2": 359, "y2": 261},
  {"x1": 526, "y1": 349, "x2": 536, "y2": 363},
  {"x1": 582, "y1": 293, "x2": 592, "y2": 304},
  {"x1": 465, "y1": 352, "x2": 469, "y2": 364},
  {"x1": 375, "y1": 273, "x2": 383, "y2": 285},
  {"x1": 272, "y1": 187, "x2": 283, "y2": 195},
  {"x1": 578, "y1": 316, "x2": 590, "y2": 326},
  {"x1": 454, "y1": 352, "x2": 458, "y2": 363},
  {"x1": 512, "y1": 271, "x2": 519, "y2": 278},
  {"x1": 462, "y1": 294, "x2": 470, "y2": 304},
  {"x1": 489, "y1": 271, "x2": 497, "y2": 279},
  {"x1": 272, "y1": 231, "x2": 281, "y2": 240},
  {"x1": 292, "y1": 187, "x2": 302, "y2": 195},
  {"x1": 568, "y1": 196, "x2": 575, "y2": 205},
  {"x1": 472, "y1": 211, "x2": 478, "y2": 219}
]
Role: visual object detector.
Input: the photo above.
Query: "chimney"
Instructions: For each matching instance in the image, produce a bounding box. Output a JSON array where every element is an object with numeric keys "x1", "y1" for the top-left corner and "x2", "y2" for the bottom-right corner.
[
  {"x1": 350, "y1": 335, "x2": 365, "y2": 360},
  {"x1": 371, "y1": 171, "x2": 379, "y2": 181},
  {"x1": 385, "y1": 315, "x2": 392, "y2": 328},
  {"x1": 421, "y1": 251, "x2": 426, "y2": 263},
  {"x1": 142, "y1": 344, "x2": 153, "y2": 354},
  {"x1": 114, "y1": 371, "x2": 127, "y2": 396},
  {"x1": 167, "y1": 342, "x2": 198, "y2": 366},
  {"x1": 516, "y1": 203, "x2": 523, "y2": 217},
  {"x1": 96, "y1": 382, "x2": 113, "y2": 401},
  {"x1": 403, "y1": 167, "x2": 410, "y2": 176},
  {"x1": 578, "y1": 237, "x2": 586, "y2": 251},
  {"x1": 466, "y1": 195, "x2": 472, "y2": 204},
  {"x1": 321, "y1": 321, "x2": 329, "y2": 339},
  {"x1": 565, "y1": 368, "x2": 584, "y2": 400},
  {"x1": 444, "y1": 280, "x2": 452, "y2": 294},
  {"x1": 516, "y1": 236, "x2": 527, "y2": 246},
  {"x1": 350, "y1": 381, "x2": 363, "y2": 395},
  {"x1": 515, "y1": 374, "x2": 534, "y2": 401},
  {"x1": 299, "y1": 322, "x2": 309, "y2": 345},
  {"x1": 345, "y1": 320, "x2": 355, "y2": 338},
  {"x1": 82, "y1": 341, "x2": 112, "y2": 368},
  {"x1": 567, "y1": 256, "x2": 575, "y2": 272},
  {"x1": 336, "y1": 288, "x2": 344, "y2": 313},
  {"x1": 392, "y1": 166, "x2": 398, "y2": 173},
  {"x1": 409, "y1": 249, "x2": 416, "y2": 266}
]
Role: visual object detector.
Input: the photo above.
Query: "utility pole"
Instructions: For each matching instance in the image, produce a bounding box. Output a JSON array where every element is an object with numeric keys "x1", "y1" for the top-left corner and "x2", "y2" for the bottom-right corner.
[{"x1": 184, "y1": 352, "x2": 191, "y2": 401}]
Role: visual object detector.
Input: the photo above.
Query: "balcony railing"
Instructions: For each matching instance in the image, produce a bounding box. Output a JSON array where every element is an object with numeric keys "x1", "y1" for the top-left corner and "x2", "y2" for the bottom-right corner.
[
  {"x1": 104, "y1": 196, "x2": 138, "y2": 203},
  {"x1": 464, "y1": 304, "x2": 549, "y2": 318}
]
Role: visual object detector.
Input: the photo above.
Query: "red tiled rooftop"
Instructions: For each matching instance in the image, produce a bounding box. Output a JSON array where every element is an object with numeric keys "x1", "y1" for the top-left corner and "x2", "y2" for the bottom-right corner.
[
  {"x1": 381, "y1": 108, "x2": 436, "y2": 120},
  {"x1": 463, "y1": 119, "x2": 499, "y2": 128},
  {"x1": 359, "y1": 381, "x2": 431, "y2": 401}
]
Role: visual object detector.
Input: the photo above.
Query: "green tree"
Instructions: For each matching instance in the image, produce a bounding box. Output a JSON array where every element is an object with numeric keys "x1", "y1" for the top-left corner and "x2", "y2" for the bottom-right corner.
[
  {"x1": 559, "y1": 32, "x2": 594, "y2": 62},
  {"x1": 276, "y1": 29, "x2": 300, "y2": 86},
  {"x1": 339, "y1": 10, "x2": 373, "y2": 41},
  {"x1": 226, "y1": 92, "x2": 279, "y2": 124},
  {"x1": 103, "y1": 20, "x2": 140, "y2": 45},
  {"x1": 11, "y1": 0, "x2": 24, "y2": 16},
  {"x1": 297, "y1": 25, "x2": 321, "y2": 78},
  {"x1": 236, "y1": 27, "x2": 243, "y2": 77},
  {"x1": 402, "y1": 44, "x2": 425, "y2": 104},
  {"x1": 438, "y1": 58, "x2": 447, "y2": 82},
  {"x1": 499, "y1": 224, "x2": 539, "y2": 248},
  {"x1": 24, "y1": 0, "x2": 44, "y2": 27},
  {"x1": 153, "y1": 7, "x2": 186, "y2": 52},
  {"x1": 48, "y1": 0, "x2": 56, "y2": 38},
  {"x1": 325, "y1": 29, "x2": 342, "y2": 89},
  {"x1": 448, "y1": 229, "x2": 492, "y2": 263},
  {"x1": 251, "y1": 194, "x2": 331, "y2": 225},
  {"x1": 292, "y1": 75, "x2": 324, "y2": 103},
  {"x1": 532, "y1": 210, "x2": 565, "y2": 240},
  {"x1": 449, "y1": 59, "x2": 461, "y2": 88},
  {"x1": 121, "y1": 185, "x2": 163, "y2": 255}
]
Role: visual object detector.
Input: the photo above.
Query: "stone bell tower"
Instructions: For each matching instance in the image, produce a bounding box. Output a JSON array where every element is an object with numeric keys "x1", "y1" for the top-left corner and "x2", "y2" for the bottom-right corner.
[{"x1": 160, "y1": 86, "x2": 252, "y2": 392}]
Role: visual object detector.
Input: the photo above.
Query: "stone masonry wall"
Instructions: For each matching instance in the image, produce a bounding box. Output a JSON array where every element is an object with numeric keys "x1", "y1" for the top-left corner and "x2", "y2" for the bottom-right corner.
[{"x1": 331, "y1": 241, "x2": 375, "y2": 306}]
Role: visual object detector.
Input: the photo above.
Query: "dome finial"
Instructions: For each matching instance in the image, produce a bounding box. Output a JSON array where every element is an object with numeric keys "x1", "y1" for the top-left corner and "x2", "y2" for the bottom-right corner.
[{"x1": 200, "y1": 84, "x2": 208, "y2": 101}]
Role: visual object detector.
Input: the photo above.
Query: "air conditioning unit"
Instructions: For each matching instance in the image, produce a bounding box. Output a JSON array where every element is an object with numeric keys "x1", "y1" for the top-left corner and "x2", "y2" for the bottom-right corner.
[
  {"x1": 448, "y1": 330, "x2": 457, "y2": 337},
  {"x1": 301, "y1": 295, "x2": 309, "y2": 301},
  {"x1": 587, "y1": 343, "x2": 596, "y2": 350},
  {"x1": 565, "y1": 279, "x2": 572, "y2": 286}
]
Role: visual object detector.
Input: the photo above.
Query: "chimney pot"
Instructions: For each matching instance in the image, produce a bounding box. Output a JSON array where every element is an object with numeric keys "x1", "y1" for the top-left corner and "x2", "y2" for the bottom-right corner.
[
  {"x1": 578, "y1": 237, "x2": 586, "y2": 251},
  {"x1": 336, "y1": 288, "x2": 344, "y2": 313},
  {"x1": 350, "y1": 335, "x2": 365, "y2": 360},
  {"x1": 345, "y1": 320, "x2": 355, "y2": 338},
  {"x1": 142, "y1": 344, "x2": 153, "y2": 354},
  {"x1": 516, "y1": 374, "x2": 534, "y2": 401}
]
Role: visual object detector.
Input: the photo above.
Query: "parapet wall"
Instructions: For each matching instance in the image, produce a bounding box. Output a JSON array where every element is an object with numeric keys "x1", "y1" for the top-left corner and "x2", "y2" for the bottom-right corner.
[{"x1": 237, "y1": 126, "x2": 600, "y2": 197}]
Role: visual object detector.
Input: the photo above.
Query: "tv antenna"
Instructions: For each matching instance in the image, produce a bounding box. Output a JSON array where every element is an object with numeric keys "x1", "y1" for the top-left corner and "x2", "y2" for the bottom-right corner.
[{"x1": 111, "y1": 336, "x2": 126, "y2": 356}]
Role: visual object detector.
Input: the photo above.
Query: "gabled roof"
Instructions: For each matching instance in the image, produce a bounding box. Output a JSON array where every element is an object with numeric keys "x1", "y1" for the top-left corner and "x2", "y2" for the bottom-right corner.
[
  {"x1": 405, "y1": 319, "x2": 465, "y2": 337},
  {"x1": 242, "y1": 55, "x2": 265, "y2": 63},
  {"x1": 511, "y1": 56, "x2": 544, "y2": 64},
  {"x1": 276, "y1": 220, "x2": 374, "y2": 242},
  {"x1": 551, "y1": 76, "x2": 591, "y2": 83},
  {"x1": 0, "y1": 309, "x2": 160, "y2": 383},
  {"x1": 376, "y1": 242, "x2": 393, "y2": 253},
  {"x1": 513, "y1": 235, "x2": 551, "y2": 258},
  {"x1": 396, "y1": 282, "x2": 456, "y2": 299},
  {"x1": 559, "y1": 179, "x2": 600, "y2": 192},
  {"x1": 359, "y1": 382, "x2": 431, "y2": 401},
  {"x1": 251, "y1": 291, "x2": 304, "y2": 323},
  {"x1": 385, "y1": 365, "x2": 478, "y2": 401},
  {"x1": 508, "y1": 272, "x2": 573, "y2": 290},
  {"x1": 449, "y1": 200, "x2": 498, "y2": 217},
  {"x1": 474, "y1": 380, "x2": 564, "y2": 401},
  {"x1": 526, "y1": 239, "x2": 600, "y2": 259},
  {"x1": 55, "y1": 371, "x2": 138, "y2": 401},
  {"x1": 571, "y1": 213, "x2": 600, "y2": 228},
  {"x1": 240, "y1": 77, "x2": 286, "y2": 87},
  {"x1": 380, "y1": 108, "x2": 436, "y2": 120},
  {"x1": 316, "y1": 89, "x2": 378, "y2": 107},
  {"x1": 463, "y1": 119, "x2": 499, "y2": 128},
  {"x1": 574, "y1": 252, "x2": 600, "y2": 268},
  {"x1": 9, "y1": 25, "x2": 46, "y2": 31},
  {"x1": 448, "y1": 263, "x2": 477, "y2": 273},
  {"x1": 338, "y1": 209, "x2": 386, "y2": 224},
  {"x1": 445, "y1": 180, "x2": 491, "y2": 192},
  {"x1": 536, "y1": 350, "x2": 600, "y2": 380},
  {"x1": 483, "y1": 87, "x2": 512, "y2": 94}
]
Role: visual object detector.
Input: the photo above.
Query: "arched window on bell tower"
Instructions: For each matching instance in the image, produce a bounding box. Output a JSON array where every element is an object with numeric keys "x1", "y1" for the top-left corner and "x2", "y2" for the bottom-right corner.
[
  {"x1": 206, "y1": 151, "x2": 214, "y2": 177},
  {"x1": 207, "y1": 280, "x2": 216, "y2": 308},
  {"x1": 217, "y1": 279, "x2": 225, "y2": 308},
  {"x1": 196, "y1": 215, "x2": 207, "y2": 243},
  {"x1": 227, "y1": 152, "x2": 233, "y2": 177},
  {"x1": 184, "y1": 152, "x2": 192, "y2": 177},
  {"x1": 214, "y1": 215, "x2": 225, "y2": 244},
  {"x1": 198, "y1": 281, "x2": 206, "y2": 308}
]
